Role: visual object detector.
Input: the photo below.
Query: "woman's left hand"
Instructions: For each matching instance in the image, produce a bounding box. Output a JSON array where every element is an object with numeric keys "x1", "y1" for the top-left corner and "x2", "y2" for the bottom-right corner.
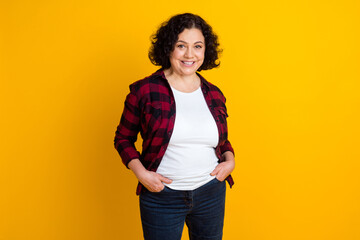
[{"x1": 210, "y1": 151, "x2": 235, "y2": 182}]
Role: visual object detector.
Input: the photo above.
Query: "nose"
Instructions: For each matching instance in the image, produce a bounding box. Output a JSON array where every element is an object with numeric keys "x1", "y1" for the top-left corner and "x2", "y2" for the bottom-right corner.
[{"x1": 184, "y1": 47, "x2": 193, "y2": 58}]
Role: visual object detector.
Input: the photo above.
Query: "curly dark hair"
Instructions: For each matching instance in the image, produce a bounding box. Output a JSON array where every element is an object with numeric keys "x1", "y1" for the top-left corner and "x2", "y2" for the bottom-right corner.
[{"x1": 148, "y1": 13, "x2": 222, "y2": 71}]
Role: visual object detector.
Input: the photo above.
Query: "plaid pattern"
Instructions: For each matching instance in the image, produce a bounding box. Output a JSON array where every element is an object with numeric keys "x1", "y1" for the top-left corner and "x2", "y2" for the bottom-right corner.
[{"x1": 114, "y1": 70, "x2": 235, "y2": 195}]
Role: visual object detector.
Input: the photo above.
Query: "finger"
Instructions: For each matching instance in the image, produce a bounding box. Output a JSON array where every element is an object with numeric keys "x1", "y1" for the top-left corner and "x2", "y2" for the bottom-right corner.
[
  {"x1": 148, "y1": 183, "x2": 164, "y2": 192},
  {"x1": 215, "y1": 176, "x2": 224, "y2": 182},
  {"x1": 216, "y1": 174, "x2": 225, "y2": 181},
  {"x1": 156, "y1": 182, "x2": 168, "y2": 192},
  {"x1": 210, "y1": 165, "x2": 221, "y2": 176},
  {"x1": 159, "y1": 175, "x2": 173, "y2": 184},
  {"x1": 217, "y1": 168, "x2": 230, "y2": 182}
]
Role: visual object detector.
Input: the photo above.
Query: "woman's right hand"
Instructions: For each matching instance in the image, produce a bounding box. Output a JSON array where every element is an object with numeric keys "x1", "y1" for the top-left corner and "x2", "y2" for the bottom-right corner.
[
  {"x1": 128, "y1": 158, "x2": 172, "y2": 192},
  {"x1": 137, "y1": 170, "x2": 173, "y2": 192}
]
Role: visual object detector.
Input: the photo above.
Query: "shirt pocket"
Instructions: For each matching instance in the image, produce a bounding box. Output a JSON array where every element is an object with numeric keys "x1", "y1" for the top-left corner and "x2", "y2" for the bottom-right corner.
[
  {"x1": 214, "y1": 106, "x2": 229, "y2": 124},
  {"x1": 141, "y1": 102, "x2": 162, "y2": 134}
]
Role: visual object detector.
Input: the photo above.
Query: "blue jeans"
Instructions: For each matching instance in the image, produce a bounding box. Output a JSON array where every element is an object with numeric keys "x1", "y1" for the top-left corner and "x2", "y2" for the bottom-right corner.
[{"x1": 139, "y1": 178, "x2": 226, "y2": 240}]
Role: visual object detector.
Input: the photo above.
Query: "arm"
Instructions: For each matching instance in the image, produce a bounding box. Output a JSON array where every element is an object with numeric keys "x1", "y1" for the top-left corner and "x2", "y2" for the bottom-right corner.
[
  {"x1": 114, "y1": 84, "x2": 171, "y2": 192},
  {"x1": 211, "y1": 89, "x2": 235, "y2": 181},
  {"x1": 114, "y1": 84, "x2": 141, "y2": 168}
]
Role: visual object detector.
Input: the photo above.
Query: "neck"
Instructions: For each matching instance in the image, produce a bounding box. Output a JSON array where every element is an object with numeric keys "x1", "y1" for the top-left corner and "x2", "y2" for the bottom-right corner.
[
  {"x1": 163, "y1": 68, "x2": 201, "y2": 92},
  {"x1": 163, "y1": 68, "x2": 199, "y2": 84}
]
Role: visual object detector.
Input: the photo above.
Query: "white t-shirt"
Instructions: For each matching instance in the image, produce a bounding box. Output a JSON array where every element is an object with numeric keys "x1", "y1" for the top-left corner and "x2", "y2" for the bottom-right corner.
[{"x1": 156, "y1": 85, "x2": 219, "y2": 190}]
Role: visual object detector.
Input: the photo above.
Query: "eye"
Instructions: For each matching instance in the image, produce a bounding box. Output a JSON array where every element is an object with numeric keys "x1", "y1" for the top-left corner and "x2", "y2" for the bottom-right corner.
[
  {"x1": 195, "y1": 45, "x2": 203, "y2": 49},
  {"x1": 177, "y1": 44, "x2": 185, "y2": 49}
]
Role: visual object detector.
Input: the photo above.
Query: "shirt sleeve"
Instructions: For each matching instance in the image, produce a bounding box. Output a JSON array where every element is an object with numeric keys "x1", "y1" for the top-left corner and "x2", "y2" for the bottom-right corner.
[
  {"x1": 218, "y1": 90, "x2": 235, "y2": 157},
  {"x1": 114, "y1": 83, "x2": 141, "y2": 168},
  {"x1": 220, "y1": 140, "x2": 235, "y2": 157}
]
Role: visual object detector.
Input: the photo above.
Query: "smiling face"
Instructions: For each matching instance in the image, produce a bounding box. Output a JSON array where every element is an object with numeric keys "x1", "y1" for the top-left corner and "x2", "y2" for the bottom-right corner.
[{"x1": 168, "y1": 28, "x2": 205, "y2": 77}]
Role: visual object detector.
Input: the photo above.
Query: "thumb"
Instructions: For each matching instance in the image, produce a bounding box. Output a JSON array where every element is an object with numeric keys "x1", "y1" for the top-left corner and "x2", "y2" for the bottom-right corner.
[
  {"x1": 210, "y1": 166, "x2": 220, "y2": 176},
  {"x1": 159, "y1": 175, "x2": 173, "y2": 184}
]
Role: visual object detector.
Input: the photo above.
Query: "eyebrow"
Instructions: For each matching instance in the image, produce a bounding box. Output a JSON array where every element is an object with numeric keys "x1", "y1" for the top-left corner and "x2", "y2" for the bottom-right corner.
[{"x1": 177, "y1": 40, "x2": 204, "y2": 44}]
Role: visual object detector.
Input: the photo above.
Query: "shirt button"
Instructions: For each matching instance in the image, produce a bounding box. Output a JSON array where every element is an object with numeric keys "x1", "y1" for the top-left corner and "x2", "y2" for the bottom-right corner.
[{"x1": 168, "y1": 131, "x2": 172, "y2": 136}]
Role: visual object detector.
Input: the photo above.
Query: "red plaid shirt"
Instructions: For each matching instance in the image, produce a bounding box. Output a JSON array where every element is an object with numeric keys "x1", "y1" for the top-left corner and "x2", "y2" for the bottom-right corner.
[{"x1": 114, "y1": 70, "x2": 235, "y2": 195}]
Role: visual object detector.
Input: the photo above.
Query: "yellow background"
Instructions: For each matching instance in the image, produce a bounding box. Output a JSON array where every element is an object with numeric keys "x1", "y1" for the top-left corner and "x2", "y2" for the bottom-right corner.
[{"x1": 1, "y1": 0, "x2": 360, "y2": 239}]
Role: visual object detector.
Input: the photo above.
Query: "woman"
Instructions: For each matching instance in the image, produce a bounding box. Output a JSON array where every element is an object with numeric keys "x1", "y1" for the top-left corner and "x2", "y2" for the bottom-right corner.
[{"x1": 114, "y1": 13, "x2": 235, "y2": 240}]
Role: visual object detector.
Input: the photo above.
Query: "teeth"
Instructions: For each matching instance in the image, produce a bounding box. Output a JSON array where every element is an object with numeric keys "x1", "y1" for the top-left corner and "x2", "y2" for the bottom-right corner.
[{"x1": 183, "y1": 61, "x2": 194, "y2": 65}]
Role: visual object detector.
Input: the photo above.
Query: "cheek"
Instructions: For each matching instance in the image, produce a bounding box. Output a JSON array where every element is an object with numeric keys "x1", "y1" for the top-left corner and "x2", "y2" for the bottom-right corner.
[
  {"x1": 198, "y1": 49, "x2": 205, "y2": 59},
  {"x1": 171, "y1": 49, "x2": 183, "y2": 58},
  {"x1": 169, "y1": 53, "x2": 179, "y2": 65},
  {"x1": 197, "y1": 52, "x2": 205, "y2": 61}
]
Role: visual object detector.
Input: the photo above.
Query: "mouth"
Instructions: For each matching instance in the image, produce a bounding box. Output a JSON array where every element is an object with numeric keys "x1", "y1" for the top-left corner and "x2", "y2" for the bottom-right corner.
[{"x1": 181, "y1": 61, "x2": 195, "y2": 66}]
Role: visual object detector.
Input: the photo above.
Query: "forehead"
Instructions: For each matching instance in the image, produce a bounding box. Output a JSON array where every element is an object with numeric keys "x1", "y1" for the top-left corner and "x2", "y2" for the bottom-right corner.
[{"x1": 177, "y1": 28, "x2": 205, "y2": 42}]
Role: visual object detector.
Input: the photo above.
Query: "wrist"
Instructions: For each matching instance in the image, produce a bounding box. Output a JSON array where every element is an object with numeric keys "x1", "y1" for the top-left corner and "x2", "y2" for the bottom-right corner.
[
  {"x1": 128, "y1": 159, "x2": 147, "y2": 177},
  {"x1": 222, "y1": 151, "x2": 235, "y2": 162}
]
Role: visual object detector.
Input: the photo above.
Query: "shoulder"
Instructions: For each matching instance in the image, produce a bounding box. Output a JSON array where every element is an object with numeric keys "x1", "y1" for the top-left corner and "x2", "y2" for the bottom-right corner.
[
  {"x1": 128, "y1": 70, "x2": 167, "y2": 96},
  {"x1": 129, "y1": 71, "x2": 163, "y2": 90},
  {"x1": 127, "y1": 70, "x2": 168, "y2": 106},
  {"x1": 200, "y1": 74, "x2": 226, "y2": 103}
]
